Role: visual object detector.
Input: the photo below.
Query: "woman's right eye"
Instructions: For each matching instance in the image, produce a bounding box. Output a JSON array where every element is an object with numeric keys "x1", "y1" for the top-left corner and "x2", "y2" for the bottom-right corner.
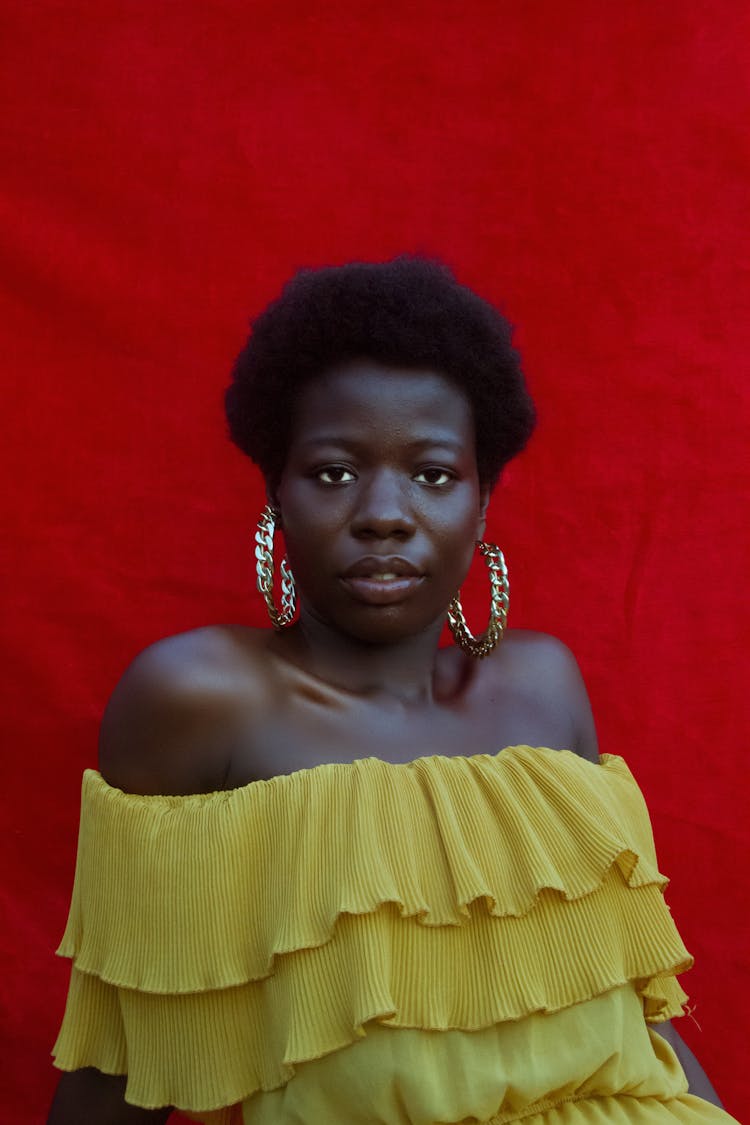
[{"x1": 315, "y1": 465, "x2": 356, "y2": 484}]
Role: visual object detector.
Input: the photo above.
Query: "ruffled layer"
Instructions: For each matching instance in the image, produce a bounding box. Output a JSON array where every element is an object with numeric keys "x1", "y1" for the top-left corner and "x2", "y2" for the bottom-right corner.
[
  {"x1": 54, "y1": 747, "x2": 692, "y2": 1113},
  {"x1": 59, "y1": 749, "x2": 672, "y2": 991},
  {"x1": 237, "y1": 985, "x2": 695, "y2": 1125},
  {"x1": 505, "y1": 1096, "x2": 737, "y2": 1124}
]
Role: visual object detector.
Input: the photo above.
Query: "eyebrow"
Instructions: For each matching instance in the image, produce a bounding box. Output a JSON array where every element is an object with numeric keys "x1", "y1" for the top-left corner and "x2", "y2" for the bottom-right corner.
[{"x1": 296, "y1": 435, "x2": 467, "y2": 453}]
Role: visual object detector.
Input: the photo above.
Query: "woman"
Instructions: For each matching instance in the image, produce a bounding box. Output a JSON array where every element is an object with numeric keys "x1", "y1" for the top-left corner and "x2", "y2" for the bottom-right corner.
[{"x1": 48, "y1": 258, "x2": 735, "y2": 1123}]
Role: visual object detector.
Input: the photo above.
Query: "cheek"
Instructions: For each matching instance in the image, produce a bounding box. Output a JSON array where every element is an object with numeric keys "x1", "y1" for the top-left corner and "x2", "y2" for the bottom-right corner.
[
  {"x1": 446, "y1": 492, "x2": 484, "y2": 543},
  {"x1": 435, "y1": 514, "x2": 481, "y2": 588},
  {"x1": 455, "y1": 500, "x2": 487, "y2": 578},
  {"x1": 282, "y1": 530, "x2": 323, "y2": 584},
  {"x1": 279, "y1": 513, "x2": 342, "y2": 601},
  {"x1": 456, "y1": 532, "x2": 480, "y2": 587}
]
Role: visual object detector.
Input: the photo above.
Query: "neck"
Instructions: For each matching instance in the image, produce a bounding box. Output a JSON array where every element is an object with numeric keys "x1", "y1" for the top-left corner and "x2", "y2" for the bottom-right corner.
[{"x1": 273, "y1": 609, "x2": 454, "y2": 704}]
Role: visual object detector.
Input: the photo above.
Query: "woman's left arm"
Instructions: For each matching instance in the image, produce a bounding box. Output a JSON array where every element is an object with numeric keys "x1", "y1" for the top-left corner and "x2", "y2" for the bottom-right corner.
[
  {"x1": 652, "y1": 1020, "x2": 724, "y2": 1108},
  {"x1": 559, "y1": 645, "x2": 725, "y2": 1108}
]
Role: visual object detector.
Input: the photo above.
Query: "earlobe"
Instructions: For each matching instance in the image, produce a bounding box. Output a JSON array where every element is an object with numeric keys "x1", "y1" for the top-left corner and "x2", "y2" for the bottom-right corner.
[
  {"x1": 265, "y1": 484, "x2": 282, "y2": 524},
  {"x1": 477, "y1": 487, "x2": 490, "y2": 539}
]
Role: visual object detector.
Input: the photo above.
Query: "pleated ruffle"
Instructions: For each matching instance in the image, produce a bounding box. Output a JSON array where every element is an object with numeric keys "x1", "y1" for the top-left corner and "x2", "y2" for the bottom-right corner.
[
  {"x1": 503, "y1": 1096, "x2": 737, "y2": 1125},
  {"x1": 54, "y1": 746, "x2": 693, "y2": 1113},
  {"x1": 237, "y1": 985, "x2": 700, "y2": 1125}
]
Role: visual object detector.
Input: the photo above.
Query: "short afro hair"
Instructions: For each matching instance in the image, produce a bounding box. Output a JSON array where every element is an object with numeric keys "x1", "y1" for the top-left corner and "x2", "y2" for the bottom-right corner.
[{"x1": 225, "y1": 256, "x2": 535, "y2": 489}]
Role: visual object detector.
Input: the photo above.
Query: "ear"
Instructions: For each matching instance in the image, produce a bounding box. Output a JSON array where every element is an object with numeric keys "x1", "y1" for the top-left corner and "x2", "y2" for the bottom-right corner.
[
  {"x1": 476, "y1": 486, "x2": 490, "y2": 540},
  {"x1": 265, "y1": 481, "x2": 282, "y2": 525}
]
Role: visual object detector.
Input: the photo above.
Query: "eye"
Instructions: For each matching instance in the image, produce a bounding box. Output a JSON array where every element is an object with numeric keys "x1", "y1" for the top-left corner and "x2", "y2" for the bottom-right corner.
[
  {"x1": 414, "y1": 467, "x2": 455, "y2": 486},
  {"x1": 316, "y1": 465, "x2": 357, "y2": 484}
]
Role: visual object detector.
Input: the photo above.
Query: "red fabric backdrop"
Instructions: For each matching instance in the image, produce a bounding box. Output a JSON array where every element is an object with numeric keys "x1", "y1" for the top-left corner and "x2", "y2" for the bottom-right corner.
[{"x1": 2, "y1": 2, "x2": 748, "y2": 1120}]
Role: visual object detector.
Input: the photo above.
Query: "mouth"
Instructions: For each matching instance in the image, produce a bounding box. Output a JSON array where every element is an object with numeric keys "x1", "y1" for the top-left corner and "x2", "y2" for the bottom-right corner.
[
  {"x1": 342, "y1": 556, "x2": 422, "y2": 578},
  {"x1": 340, "y1": 557, "x2": 425, "y2": 605}
]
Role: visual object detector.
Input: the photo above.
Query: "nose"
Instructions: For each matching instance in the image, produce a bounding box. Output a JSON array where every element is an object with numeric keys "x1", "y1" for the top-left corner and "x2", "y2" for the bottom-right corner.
[{"x1": 350, "y1": 469, "x2": 416, "y2": 540}]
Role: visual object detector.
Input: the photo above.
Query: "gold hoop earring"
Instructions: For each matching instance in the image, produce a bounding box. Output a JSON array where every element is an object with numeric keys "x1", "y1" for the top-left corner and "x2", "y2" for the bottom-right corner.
[
  {"x1": 447, "y1": 542, "x2": 509, "y2": 658},
  {"x1": 255, "y1": 504, "x2": 296, "y2": 629}
]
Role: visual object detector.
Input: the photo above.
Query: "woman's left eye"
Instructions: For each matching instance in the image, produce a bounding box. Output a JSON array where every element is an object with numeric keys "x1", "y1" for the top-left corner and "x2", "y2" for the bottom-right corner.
[{"x1": 414, "y1": 467, "x2": 454, "y2": 486}]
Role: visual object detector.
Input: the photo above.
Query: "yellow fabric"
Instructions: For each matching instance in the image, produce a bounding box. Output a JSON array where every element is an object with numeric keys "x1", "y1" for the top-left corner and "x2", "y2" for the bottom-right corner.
[
  {"x1": 52, "y1": 746, "x2": 733, "y2": 1122},
  {"x1": 239, "y1": 985, "x2": 724, "y2": 1125}
]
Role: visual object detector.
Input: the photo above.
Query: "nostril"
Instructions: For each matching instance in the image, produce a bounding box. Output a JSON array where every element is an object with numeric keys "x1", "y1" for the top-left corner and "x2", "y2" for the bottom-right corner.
[{"x1": 353, "y1": 524, "x2": 413, "y2": 541}]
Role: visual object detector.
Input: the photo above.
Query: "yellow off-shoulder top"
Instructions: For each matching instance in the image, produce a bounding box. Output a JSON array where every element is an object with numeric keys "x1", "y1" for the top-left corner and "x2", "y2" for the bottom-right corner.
[{"x1": 53, "y1": 746, "x2": 738, "y2": 1123}]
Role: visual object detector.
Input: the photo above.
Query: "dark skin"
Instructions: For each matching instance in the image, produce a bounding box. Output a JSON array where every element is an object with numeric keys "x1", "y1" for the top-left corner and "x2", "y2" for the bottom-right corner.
[{"x1": 47, "y1": 362, "x2": 722, "y2": 1121}]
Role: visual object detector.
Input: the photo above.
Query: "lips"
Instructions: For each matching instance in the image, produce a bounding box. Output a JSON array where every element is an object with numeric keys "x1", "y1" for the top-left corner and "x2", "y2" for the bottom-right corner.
[
  {"x1": 342, "y1": 556, "x2": 422, "y2": 578},
  {"x1": 340, "y1": 556, "x2": 425, "y2": 605}
]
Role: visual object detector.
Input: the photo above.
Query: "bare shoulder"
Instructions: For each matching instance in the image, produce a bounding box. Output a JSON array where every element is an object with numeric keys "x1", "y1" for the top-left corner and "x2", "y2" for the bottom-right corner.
[
  {"x1": 98, "y1": 625, "x2": 273, "y2": 796},
  {"x1": 490, "y1": 629, "x2": 600, "y2": 762}
]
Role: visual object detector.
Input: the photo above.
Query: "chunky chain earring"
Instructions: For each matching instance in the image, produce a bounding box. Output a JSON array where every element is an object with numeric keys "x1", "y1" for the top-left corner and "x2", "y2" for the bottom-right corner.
[
  {"x1": 447, "y1": 542, "x2": 509, "y2": 658},
  {"x1": 255, "y1": 504, "x2": 297, "y2": 629}
]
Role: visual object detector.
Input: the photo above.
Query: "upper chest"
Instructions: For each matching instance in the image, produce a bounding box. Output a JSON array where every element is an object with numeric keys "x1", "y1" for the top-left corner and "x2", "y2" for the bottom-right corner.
[{"x1": 223, "y1": 643, "x2": 577, "y2": 786}]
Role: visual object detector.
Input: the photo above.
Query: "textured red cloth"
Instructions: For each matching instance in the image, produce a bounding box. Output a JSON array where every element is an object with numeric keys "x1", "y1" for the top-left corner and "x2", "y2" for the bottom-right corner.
[{"x1": 2, "y1": 3, "x2": 748, "y2": 1120}]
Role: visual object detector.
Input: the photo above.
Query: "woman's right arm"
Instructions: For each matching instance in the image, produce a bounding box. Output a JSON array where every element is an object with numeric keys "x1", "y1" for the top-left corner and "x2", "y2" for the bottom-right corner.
[
  {"x1": 48, "y1": 629, "x2": 250, "y2": 1124},
  {"x1": 47, "y1": 1070, "x2": 172, "y2": 1124}
]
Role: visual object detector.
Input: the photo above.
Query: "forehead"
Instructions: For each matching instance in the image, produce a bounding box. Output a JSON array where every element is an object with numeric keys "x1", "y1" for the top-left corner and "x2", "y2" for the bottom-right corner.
[{"x1": 289, "y1": 360, "x2": 476, "y2": 449}]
